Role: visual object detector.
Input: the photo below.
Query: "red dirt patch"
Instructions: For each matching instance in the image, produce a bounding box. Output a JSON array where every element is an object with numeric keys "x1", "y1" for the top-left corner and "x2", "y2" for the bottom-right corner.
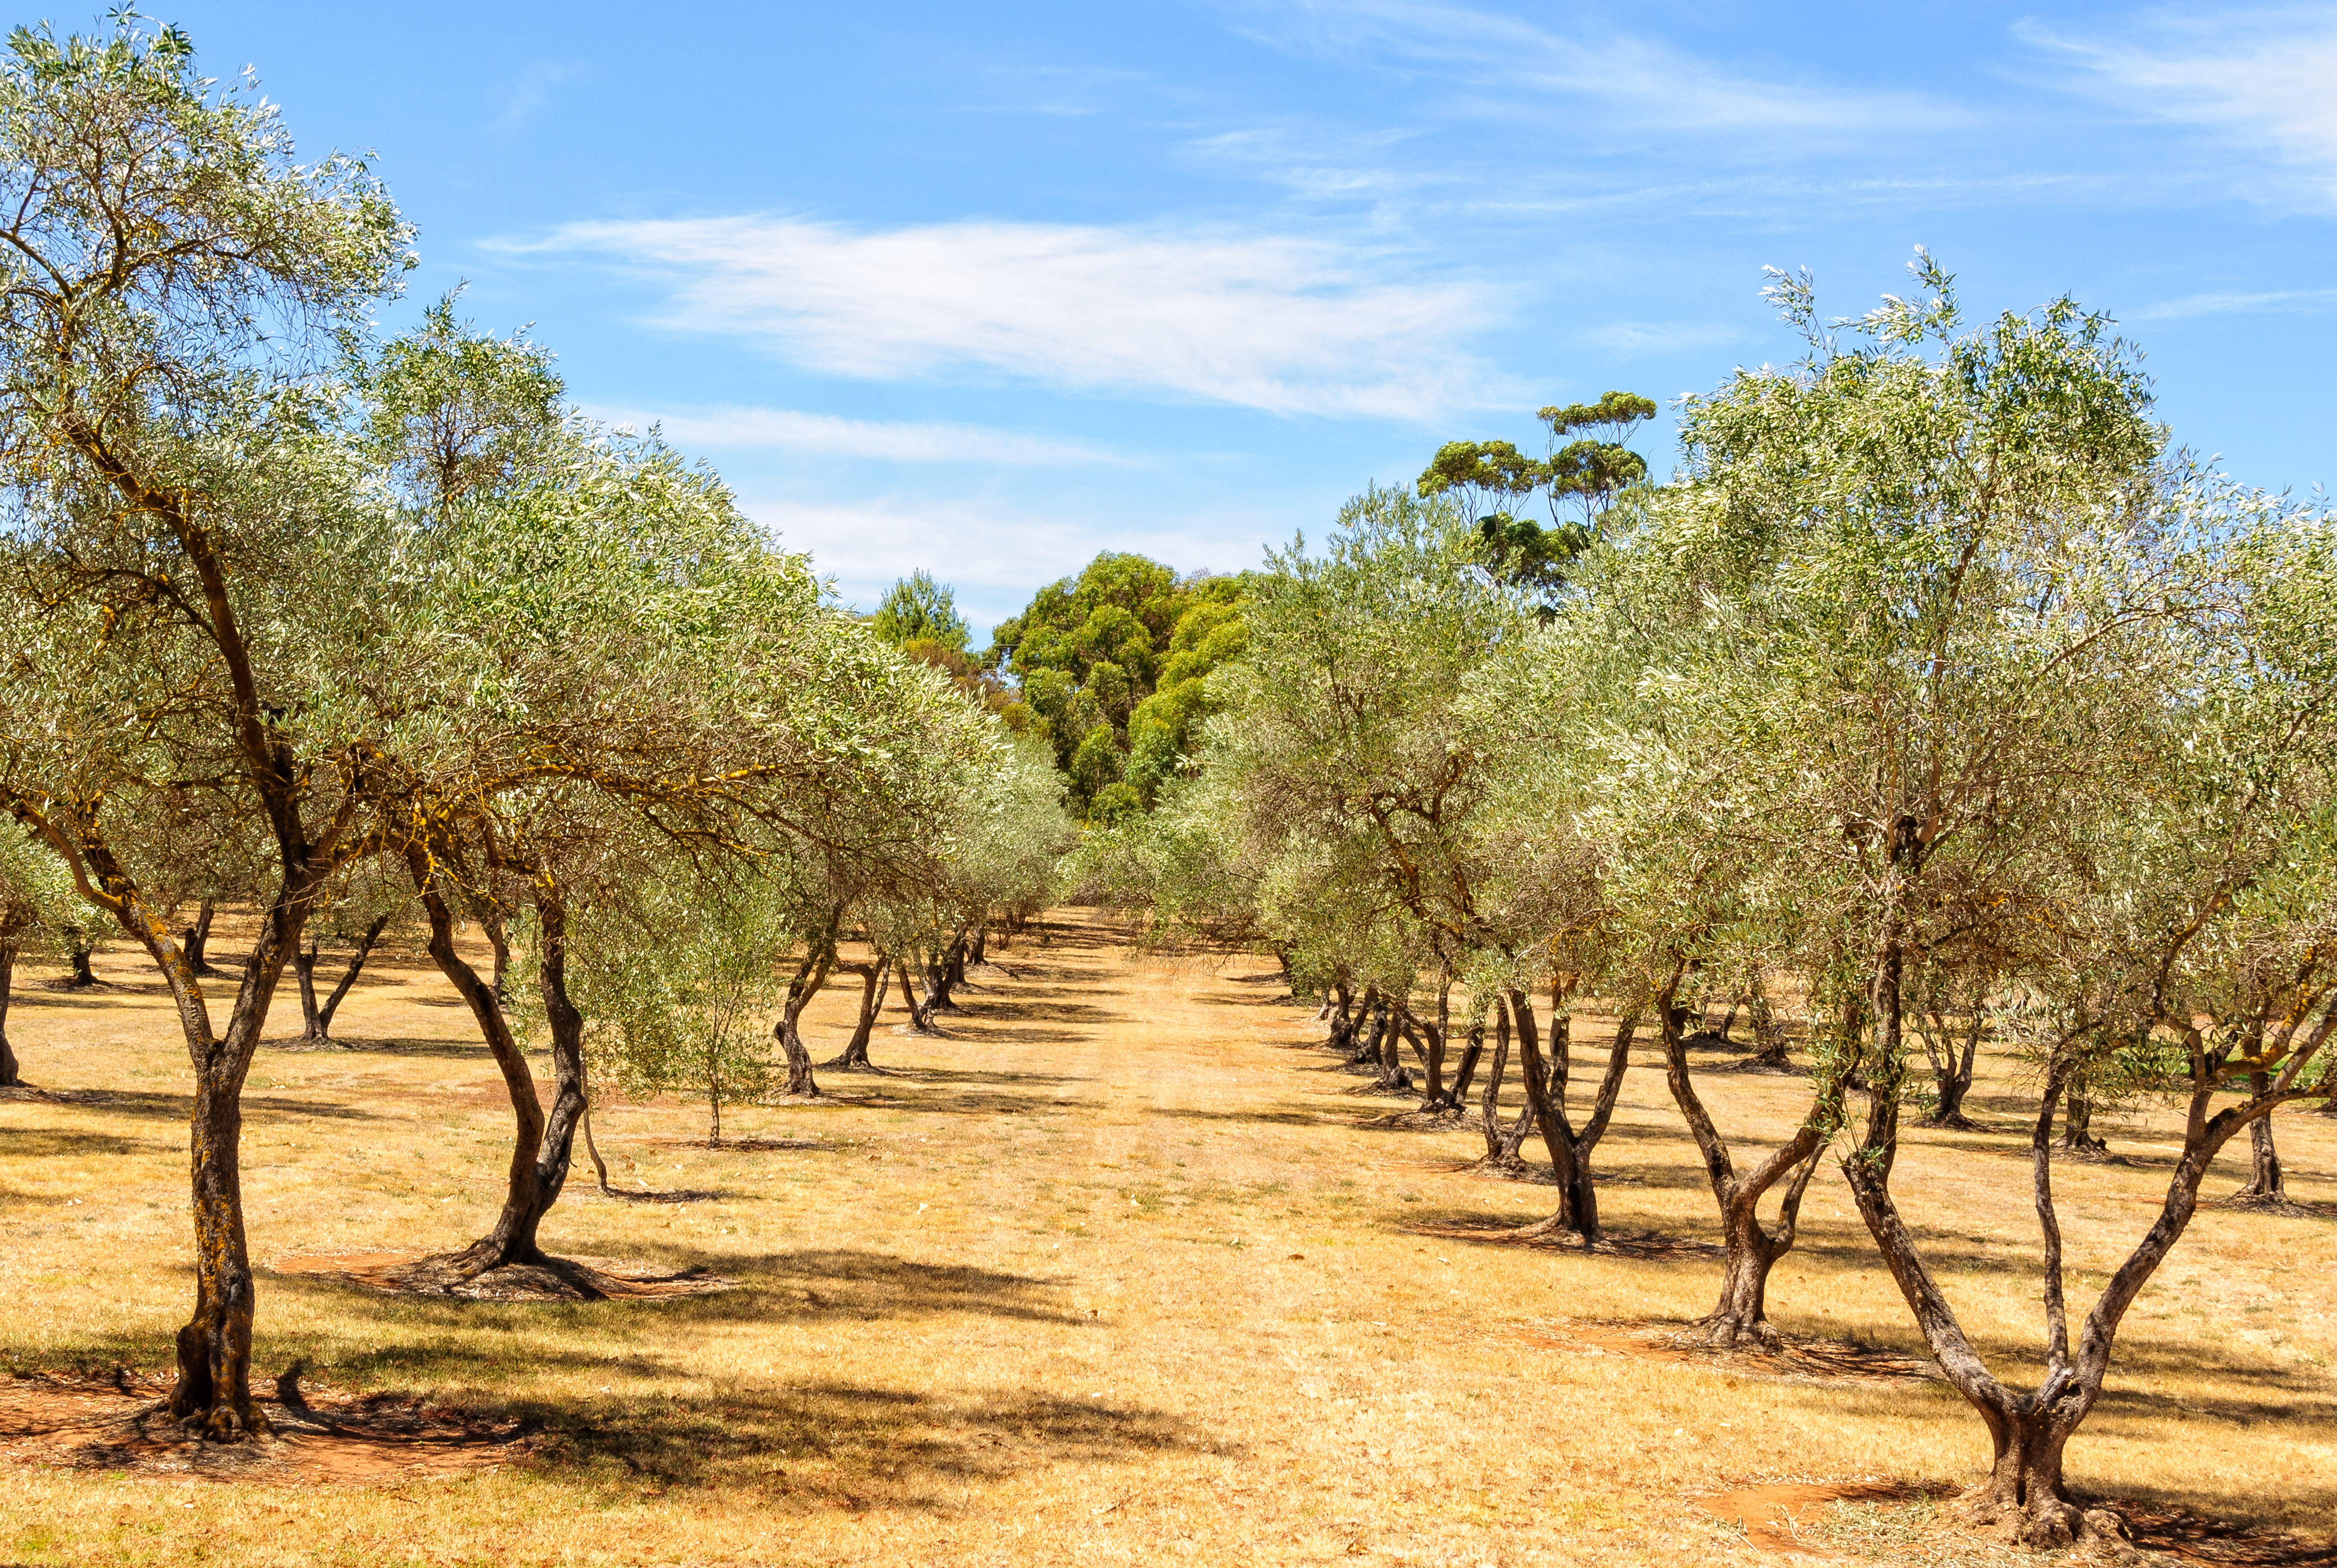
[
  {"x1": 0, "y1": 1370, "x2": 533, "y2": 1484},
  {"x1": 1512, "y1": 1319, "x2": 1942, "y2": 1387},
  {"x1": 269, "y1": 1250, "x2": 735, "y2": 1302}
]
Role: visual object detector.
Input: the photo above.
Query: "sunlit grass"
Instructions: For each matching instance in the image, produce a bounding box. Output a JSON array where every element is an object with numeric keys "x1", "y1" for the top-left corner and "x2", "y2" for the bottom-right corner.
[{"x1": 0, "y1": 911, "x2": 2329, "y2": 1564}]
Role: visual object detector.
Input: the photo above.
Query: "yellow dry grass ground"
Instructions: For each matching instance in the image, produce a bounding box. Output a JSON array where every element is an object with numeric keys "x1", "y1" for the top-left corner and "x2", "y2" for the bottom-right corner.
[{"x1": 0, "y1": 911, "x2": 2331, "y2": 1567}]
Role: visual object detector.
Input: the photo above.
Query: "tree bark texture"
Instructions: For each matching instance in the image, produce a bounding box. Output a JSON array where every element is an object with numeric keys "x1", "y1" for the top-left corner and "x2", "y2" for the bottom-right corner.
[
  {"x1": 0, "y1": 940, "x2": 18, "y2": 1087},
  {"x1": 405, "y1": 845, "x2": 553, "y2": 1273},
  {"x1": 2232, "y1": 1077, "x2": 2286, "y2": 1204},
  {"x1": 1838, "y1": 1042, "x2": 2322, "y2": 1549},
  {"x1": 1508, "y1": 990, "x2": 1640, "y2": 1244},
  {"x1": 1656, "y1": 976, "x2": 1825, "y2": 1344},
  {"x1": 1921, "y1": 1004, "x2": 1983, "y2": 1127},
  {"x1": 183, "y1": 898, "x2": 217, "y2": 974},
  {"x1": 776, "y1": 918, "x2": 839, "y2": 1098},
  {"x1": 826, "y1": 960, "x2": 886, "y2": 1068}
]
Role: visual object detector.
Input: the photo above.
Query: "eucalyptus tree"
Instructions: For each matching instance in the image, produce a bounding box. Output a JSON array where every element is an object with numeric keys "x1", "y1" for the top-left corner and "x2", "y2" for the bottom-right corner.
[{"x1": 0, "y1": 17, "x2": 411, "y2": 1436}]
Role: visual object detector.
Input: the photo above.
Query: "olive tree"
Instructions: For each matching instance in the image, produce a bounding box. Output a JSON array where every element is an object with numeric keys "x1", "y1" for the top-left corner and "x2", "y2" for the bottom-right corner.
[{"x1": 0, "y1": 16, "x2": 409, "y2": 1436}]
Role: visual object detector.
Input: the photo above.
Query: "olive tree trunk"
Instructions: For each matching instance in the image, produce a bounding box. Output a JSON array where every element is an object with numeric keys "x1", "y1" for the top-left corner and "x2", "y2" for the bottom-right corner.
[
  {"x1": 307, "y1": 915, "x2": 389, "y2": 1042},
  {"x1": 183, "y1": 899, "x2": 217, "y2": 975},
  {"x1": 0, "y1": 939, "x2": 19, "y2": 1087},
  {"x1": 775, "y1": 917, "x2": 840, "y2": 1098},
  {"x1": 1656, "y1": 973, "x2": 1828, "y2": 1344},
  {"x1": 825, "y1": 961, "x2": 887, "y2": 1069},
  {"x1": 1509, "y1": 989, "x2": 1641, "y2": 1245},
  {"x1": 2229, "y1": 1074, "x2": 2287, "y2": 1205}
]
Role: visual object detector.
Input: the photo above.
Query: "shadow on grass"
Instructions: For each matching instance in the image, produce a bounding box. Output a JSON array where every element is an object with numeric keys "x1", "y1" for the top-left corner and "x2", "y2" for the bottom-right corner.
[
  {"x1": 0, "y1": 1126, "x2": 160, "y2": 1158},
  {"x1": 518, "y1": 1379, "x2": 1233, "y2": 1506},
  {"x1": 261, "y1": 1036, "x2": 485, "y2": 1060},
  {"x1": 263, "y1": 1246, "x2": 1088, "y2": 1332},
  {"x1": 0, "y1": 1088, "x2": 379, "y2": 1123}
]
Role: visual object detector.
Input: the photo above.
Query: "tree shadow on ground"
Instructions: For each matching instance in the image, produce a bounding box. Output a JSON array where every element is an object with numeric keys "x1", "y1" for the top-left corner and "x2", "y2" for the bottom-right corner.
[
  {"x1": 857, "y1": 1088, "x2": 1105, "y2": 1117},
  {"x1": 0, "y1": 1088, "x2": 379, "y2": 1123},
  {"x1": 261, "y1": 1036, "x2": 484, "y2": 1060},
  {"x1": 261, "y1": 1245, "x2": 1088, "y2": 1332},
  {"x1": 946, "y1": 996, "x2": 1120, "y2": 1025},
  {"x1": 530, "y1": 1380, "x2": 1231, "y2": 1505},
  {"x1": 891, "y1": 1067, "x2": 1091, "y2": 1090},
  {"x1": 0, "y1": 1126, "x2": 158, "y2": 1158},
  {"x1": 1143, "y1": 1105, "x2": 1353, "y2": 1129}
]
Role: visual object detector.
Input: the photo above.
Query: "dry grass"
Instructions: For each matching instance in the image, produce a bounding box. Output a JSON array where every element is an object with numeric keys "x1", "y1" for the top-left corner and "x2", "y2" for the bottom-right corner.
[{"x1": 0, "y1": 910, "x2": 2331, "y2": 1566}]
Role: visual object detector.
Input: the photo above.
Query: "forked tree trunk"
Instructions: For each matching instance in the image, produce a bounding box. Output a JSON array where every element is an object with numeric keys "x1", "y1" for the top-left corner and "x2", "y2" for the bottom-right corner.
[
  {"x1": 1374, "y1": 1000, "x2": 1407, "y2": 1091},
  {"x1": 183, "y1": 898, "x2": 217, "y2": 975},
  {"x1": 1656, "y1": 974, "x2": 1826, "y2": 1344},
  {"x1": 826, "y1": 961, "x2": 886, "y2": 1068},
  {"x1": 405, "y1": 846, "x2": 555, "y2": 1274},
  {"x1": 1921, "y1": 1006, "x2": 1983, "y2": 1127},
  {"x1": 1326, "y1": 980, "x2": 1356, "y2": 1053},
  {"x1": 0, "y1": 940, "x2": 19, "y2": 1087},
  {"x1": 971, "y1": 927, "x2": 987, "y2": 966},
  {"x1": 305, "y1": 915, "x2": 389, "y2": 1043},
  {"x1": 776, "y1": 921, "x2": 839, "y2": 1098},
  {"x1": 896, "y1": 956, "x2": 936, "y2": 1032},
  {"x1": 2231, "y1": 1077, "x2": 2286, "y2": 1204},
  {"x1": 64, "y1": 930, "x2": 96, "y2": 988},
  {"x1": 1509, "y1": 990, "x2": 1640, "y2": 1244}
]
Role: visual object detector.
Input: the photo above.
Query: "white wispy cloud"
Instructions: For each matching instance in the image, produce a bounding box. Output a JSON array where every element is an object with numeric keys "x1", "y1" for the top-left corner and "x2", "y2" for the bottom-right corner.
[
  {"x1": 744, "y1": 495, "x2": 1272, "y2": 629},
  {"x1": 2130, "y1": 285, "x2": 2337, "y2": 320},
  {"x1": 501, "y1": 214, "x2": 1505, "y2": 419},
  {"x1": 2020, "y1": 11, "x2": 2337, "y2": 202},
  {"x1": 494, "y1": 61, "x2": 584, "y2": 129},
  {"x1": 1231, "y1": 0, "x2": 1960, "y2": 138},
  {"x1": 591, "y1": 405, "x2": 1132, "y2": 467},
  {"x1": 1581, "y1": 320, "x2": 1746, "y2": 355}
]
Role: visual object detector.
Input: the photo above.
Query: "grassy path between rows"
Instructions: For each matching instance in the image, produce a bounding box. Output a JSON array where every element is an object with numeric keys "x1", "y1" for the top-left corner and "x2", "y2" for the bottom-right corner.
[{"x1": 0, "y1": 911, "x2": 2331, "y2": 1565}]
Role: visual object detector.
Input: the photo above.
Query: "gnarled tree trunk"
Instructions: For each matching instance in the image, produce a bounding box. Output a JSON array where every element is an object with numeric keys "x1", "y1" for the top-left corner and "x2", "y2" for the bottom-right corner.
[
  {"x1": 776, "y1": 917, "x2": 839, "y2": 1098},
  {"x1": 2230, "y1": 1075, "x2": 2286, "y2": 1205},
  {"x1": 1509, "y1": 989, "x2": 1640, "y2": 1245},
  {"x1": 895, "y1": 954, "x2": 936, "y2": 1032},
  {"x1": 825, "y1": 960, "x2": 887, "y2": 1068},
  {"x1": 1657, "y1": 973, "x2": 1827, "y2": 1344},
  {"x1": 303, "y1": 915, "x2": 389, "y2": 1043},
  {"x1": 183, "y1": 898, "x2": 217, "y2": 975},
  {"x1": 0, "y1": 938, "x2": 19, "y2": 1087},
  {"x1": 405, "y1": 845, "x2": 555, "y2": 1274}
]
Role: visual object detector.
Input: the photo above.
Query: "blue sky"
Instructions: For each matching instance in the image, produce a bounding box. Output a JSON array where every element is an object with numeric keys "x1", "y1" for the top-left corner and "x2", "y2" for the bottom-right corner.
[{"x1": 156, "y1": 1, "x2": 2337, "y2": 636}]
